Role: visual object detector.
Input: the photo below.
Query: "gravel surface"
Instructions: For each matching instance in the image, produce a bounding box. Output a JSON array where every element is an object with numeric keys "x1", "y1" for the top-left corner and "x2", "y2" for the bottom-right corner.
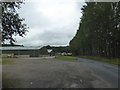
[{"x1": 2, "y1": 57, "x2": 119, "y2": 88}]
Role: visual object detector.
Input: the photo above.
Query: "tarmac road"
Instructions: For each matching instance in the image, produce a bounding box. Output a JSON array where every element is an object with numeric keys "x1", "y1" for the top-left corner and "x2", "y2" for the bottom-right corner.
[
  {"x1": 77, "y1": 58, "x2": 119, "y2": 88},
  {"x1": 2, "y1": 57, "x2": 119, "y2": 88}
]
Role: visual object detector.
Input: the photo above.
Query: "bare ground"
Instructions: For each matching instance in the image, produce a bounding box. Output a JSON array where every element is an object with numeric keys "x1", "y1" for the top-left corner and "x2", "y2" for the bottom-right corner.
[{"x1": 2, "y1": 57, "x2": 118, "y2": 88}]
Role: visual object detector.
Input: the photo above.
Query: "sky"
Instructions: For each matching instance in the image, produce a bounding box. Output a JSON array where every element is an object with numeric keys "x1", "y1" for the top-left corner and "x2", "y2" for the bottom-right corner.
[{"x1": 14, "y1": 0, "x2": 85, "y2": 47}]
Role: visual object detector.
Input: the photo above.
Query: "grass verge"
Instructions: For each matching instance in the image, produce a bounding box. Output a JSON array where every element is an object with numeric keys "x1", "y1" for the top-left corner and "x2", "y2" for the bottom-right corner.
[
  {"x1": 55, "y1": 56, "x2": 76, "y2": 61},
  {"x1": 0, "y1": 58, "x2": 15, "y2": 65},
  {"x1": 80, "y1": 56, "x2": 120, "y2": 66}
]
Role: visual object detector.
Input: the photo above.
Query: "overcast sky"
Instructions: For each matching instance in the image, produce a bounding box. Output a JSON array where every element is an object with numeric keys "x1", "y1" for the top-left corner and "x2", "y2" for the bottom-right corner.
[{"x1": 14, "y1": 0, "x2": 85, "y2": 47}]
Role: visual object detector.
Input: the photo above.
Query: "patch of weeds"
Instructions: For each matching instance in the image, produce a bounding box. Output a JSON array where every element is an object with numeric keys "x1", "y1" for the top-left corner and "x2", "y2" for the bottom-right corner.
[
  {"x1": 55, "y1": 56, "x2": 76, "y2": 61},
  {"x1": 2, "y1": 58, "x2": 15, "y2": 65}
]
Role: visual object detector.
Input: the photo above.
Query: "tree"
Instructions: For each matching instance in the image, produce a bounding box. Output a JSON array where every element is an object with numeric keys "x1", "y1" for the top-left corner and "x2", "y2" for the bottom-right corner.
[
  {"x1": 1, "y1": 1, "x2": 28, "y2": 45},
  {"x1": 69, "y1": 2, "x2": 120, "y2": 58}
]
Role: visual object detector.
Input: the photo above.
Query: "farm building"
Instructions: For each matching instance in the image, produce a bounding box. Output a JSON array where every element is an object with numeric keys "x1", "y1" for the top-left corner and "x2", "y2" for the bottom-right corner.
[{"x1": 1, "y1": 46, "x2": 49, "y2": 57}]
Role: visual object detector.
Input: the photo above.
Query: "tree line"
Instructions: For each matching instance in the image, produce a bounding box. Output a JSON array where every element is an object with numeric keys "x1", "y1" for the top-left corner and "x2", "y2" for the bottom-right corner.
[
  {"x1": 39, "y1": 45, "x2": 71, "y2": 55},
  {"x1": 46, "y1": 45, "x2": 70, "y2": 53},
  {"x1": 70, "y1": 2, "x2": 120, "y2": 58}
]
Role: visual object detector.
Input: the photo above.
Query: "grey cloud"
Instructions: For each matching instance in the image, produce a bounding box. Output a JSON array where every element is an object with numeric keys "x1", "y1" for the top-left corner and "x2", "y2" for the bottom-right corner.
[{"x1": 14, "y1": 1, "x2": 84, "y2": 46}]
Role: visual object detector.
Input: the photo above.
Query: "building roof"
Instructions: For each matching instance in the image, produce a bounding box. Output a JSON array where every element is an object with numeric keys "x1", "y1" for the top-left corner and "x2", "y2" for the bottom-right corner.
[{"x1": 0, "y1": 46, "x2": 41, "y2": 50}]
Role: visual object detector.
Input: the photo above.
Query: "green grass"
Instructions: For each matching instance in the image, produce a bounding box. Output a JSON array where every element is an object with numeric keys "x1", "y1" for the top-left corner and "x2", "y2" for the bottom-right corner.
[
  {"x1": 0, "y1": 58, "x2": 15, "y2": 65},
  {"x1": 80, "y1": 56, "x2": 120, "y2": 65},
  {"x1": 55, "y1": 56, "x2": 76, "y2": 61}
]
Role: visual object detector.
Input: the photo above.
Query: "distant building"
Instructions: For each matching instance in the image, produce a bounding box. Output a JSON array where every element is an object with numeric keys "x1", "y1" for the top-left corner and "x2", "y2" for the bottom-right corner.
[
  {"x1": 1, "y1": 46, "x2": 42, "y2": 57},
  {"x1": 1, "y1": 45, "x2": 72, "y2": 58}
]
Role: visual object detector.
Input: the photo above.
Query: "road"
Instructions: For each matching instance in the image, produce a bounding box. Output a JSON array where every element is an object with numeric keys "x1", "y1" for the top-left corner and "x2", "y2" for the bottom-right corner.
[
  {"x1": 77, "y1": 58, "x2": 119, "y2": 88},
  {"x1": 2, "y1": 57, "x2": 119, "y2": 88},
  {"x1": 0, "y1": 57, "x2": 2, "y2": 89},
  {"x1": 0, "y1": 65, "x2": 2, "y2": 90}
]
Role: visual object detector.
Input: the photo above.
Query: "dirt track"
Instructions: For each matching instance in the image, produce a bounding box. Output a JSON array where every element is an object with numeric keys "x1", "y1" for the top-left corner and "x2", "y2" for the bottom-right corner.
[{"x1": 2, "y1": 57, "x2": 118, "y2": 88}]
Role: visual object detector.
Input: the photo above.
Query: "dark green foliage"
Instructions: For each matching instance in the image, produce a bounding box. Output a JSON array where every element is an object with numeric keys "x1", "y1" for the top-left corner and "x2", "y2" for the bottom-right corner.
[
  {"x1": 52, "y1": 46, "x2": 71, "y2": 53},
  {"x1": 46, "y1": 45, "x2": 52, "y2": 49},
  {"x1": 1, "y1": 1, "x2": 28, "y2": 45},
  {"x1": 70, "y1": 2, "x2": 120, "y2": 58},
  {"x1": 40, "y1": 45, "x2": 71, "y2": 55}
]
